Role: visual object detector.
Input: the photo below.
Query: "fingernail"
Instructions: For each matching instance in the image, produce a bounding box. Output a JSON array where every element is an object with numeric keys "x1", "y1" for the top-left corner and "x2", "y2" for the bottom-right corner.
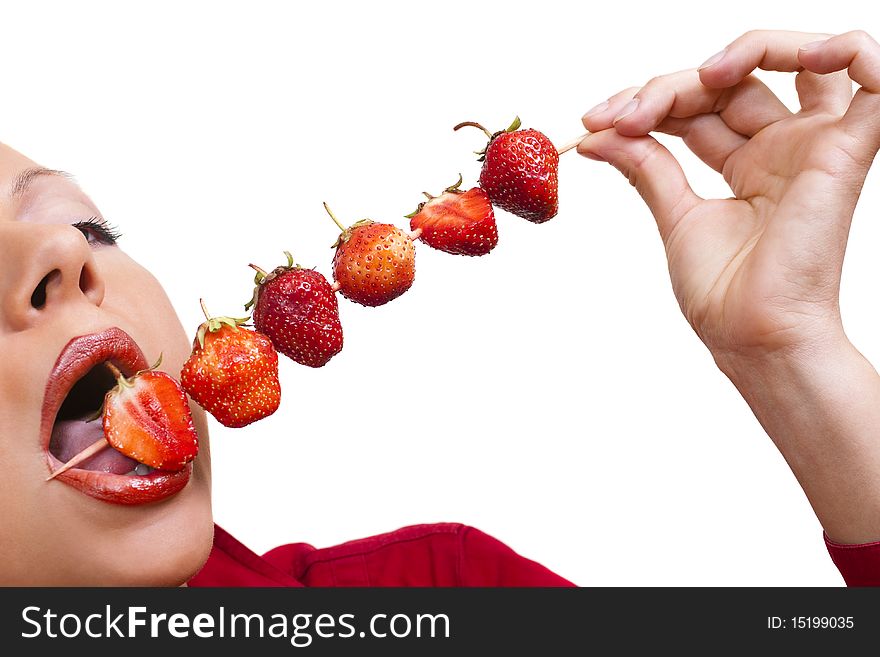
[
  {"x1": 698, "y1": 49, "x2": 727, "y2": 70},
  {"x1": 799, "y1": 39, "x2": 829, "y2": 51},
  {"x1": 612, "y1": 98, "x2": 640, "y2": 124},
  {"x1": 583, "y1": 100, "x2": 609, "y2": 119}
]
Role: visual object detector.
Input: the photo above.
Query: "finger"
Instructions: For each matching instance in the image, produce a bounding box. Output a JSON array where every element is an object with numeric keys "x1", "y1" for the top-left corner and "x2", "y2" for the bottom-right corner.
[
  {"x1": 582, "y1": 87, "x2": 639, "y2": 131},
  {"x1": 657, "y1": 114, "x2": 748, "y2": 173},
  {"x1": 611, "y1": 69, "x2": 791, "y2": 137},
  {"x1": 577, "y1": 129, "x2": 702, "y2": 244},
  {"x1": 798, "y1": 31, "x2": 880, "y2": 150},
  {"x1": 795, "y1": 69, "x2": 852, "y2": 114},
  {"x1": 698, "y1": 30, "x2": 833, "y2": 88}
]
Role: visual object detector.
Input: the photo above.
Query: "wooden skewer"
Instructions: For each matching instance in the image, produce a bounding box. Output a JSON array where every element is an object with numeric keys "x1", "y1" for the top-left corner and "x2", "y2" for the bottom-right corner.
[
  {"x1": 556, "y1": 132, "x2": 590, "y2": 156},
  {"x1": 46, "y1": 437, "x2": 109, "y2": 481}
]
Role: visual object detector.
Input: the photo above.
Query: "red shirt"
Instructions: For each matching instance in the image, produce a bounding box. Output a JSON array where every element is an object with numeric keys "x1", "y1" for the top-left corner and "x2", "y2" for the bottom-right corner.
[
  {"x1": 187, "y1": 524, "x2": 880, "y2": 586},
  {"x1": 825, "y1": 533, "x2": 880, "y2": 586},
  {"x1": 187, "y1": 523, "x2": 574, "y2": 587}
]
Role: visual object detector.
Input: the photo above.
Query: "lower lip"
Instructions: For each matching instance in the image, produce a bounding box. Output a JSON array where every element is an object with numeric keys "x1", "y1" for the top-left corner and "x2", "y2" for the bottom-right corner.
[
  {"x1": 46, "y1": 451, "x2": 192, "y2": 505},
  {"x1": 42, "y1": 327, "x2": 193, "y2": 506}
]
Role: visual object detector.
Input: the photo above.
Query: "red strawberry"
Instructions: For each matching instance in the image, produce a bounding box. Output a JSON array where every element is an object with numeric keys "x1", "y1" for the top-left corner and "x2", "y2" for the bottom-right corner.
[
  {"x1": 454, "y1": 116, "x2": 559, "y2": 223},
  {"x1": 325, "y1": 203, "x2": 416, "y2": 307},
  {"x1": 102, "y1": 362, "x2": 199, "y2": 471},
  {"x1": 246, "y1": 252, "x2": 343, "y2": 367},
  {"x1": 407, "y1": 175, "x2": 498, "y2": 256},
  {"x1": 181, "y1": 302, "x2": 281, "y2": 428}
]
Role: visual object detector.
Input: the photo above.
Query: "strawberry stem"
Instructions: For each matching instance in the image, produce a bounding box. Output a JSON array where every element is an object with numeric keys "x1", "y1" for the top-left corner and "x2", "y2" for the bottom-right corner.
[
  {"x1": 323, "y1": 202, "x2": 346, "y2": 232},
  {"x1": 104, "y1": 362, "x2": 123, "y2": 380},
  {"x1": 200, "y1": 298, "x2": 211, "y2": 321},
  {"x1": 45, "y1": 437, "x2": 109, "y2": 481},
  {"x1": 104, "y1": 361, "x2": 135, "y2": 388},
  {"x1": 503, "y1": 116, "x2": 522, "y2": 132},
  {"x1": 557, "y1": 132, "x2": 589, "y2": 156},
  {"x1": 249, "y1": 264, "x2": 268, "y2": 280},
  {"x1": 453, "y1": 121, "x2": 493, "y2": 140},
  {"x1": 445, "y1": 173, "x2": 464, "y2": 193}
]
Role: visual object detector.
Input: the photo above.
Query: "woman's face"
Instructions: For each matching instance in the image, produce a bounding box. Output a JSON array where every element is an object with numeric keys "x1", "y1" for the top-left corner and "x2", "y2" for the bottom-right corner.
[{"x1": 0, "y1": 143, "x2": 213, "y2": 585}]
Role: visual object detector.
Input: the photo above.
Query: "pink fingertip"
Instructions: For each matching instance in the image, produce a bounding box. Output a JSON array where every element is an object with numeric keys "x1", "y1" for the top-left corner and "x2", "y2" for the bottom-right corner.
[
  {"x1": 583, "y1": 100, "x2": 610, "y2": 119},
  {"x1": 612, "y1": 98, "x2": 640, "y2": 124},
  {"x1": 698, "y1": 49, "x2": 727, "y2": 70}
]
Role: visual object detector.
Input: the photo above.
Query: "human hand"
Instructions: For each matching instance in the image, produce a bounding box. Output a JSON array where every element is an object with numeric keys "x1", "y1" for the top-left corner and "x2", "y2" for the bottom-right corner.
[{"x1": 579, "y1": 30, "x2": 880, "y2": 367}]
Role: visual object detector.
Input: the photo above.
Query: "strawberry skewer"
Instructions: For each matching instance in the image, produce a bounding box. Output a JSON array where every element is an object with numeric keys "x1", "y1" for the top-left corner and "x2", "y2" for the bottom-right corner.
[
  {"x1": 46, "y1": 359, "x2": 125, "y2": 480},
  {"x1": 46, "y1": 437, "x2": 108, "y2": 481},
  {"x1": 556, "y1": 133, "x2": 589, "y2": 155}
]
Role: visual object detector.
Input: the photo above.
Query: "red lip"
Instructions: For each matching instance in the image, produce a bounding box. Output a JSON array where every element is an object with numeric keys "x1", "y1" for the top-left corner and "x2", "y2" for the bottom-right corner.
[{"x1": 41, "y1": 327, "x2": 192, "y2": 505}]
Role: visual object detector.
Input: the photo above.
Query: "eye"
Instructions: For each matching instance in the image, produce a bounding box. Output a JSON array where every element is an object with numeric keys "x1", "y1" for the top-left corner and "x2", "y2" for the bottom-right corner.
[{"x1": 72, "y1": 217, "x2": 121, "y2": 246}]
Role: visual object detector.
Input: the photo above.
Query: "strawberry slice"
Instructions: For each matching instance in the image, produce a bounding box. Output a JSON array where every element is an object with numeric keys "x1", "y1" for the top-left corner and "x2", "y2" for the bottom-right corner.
[
  {"x1": 103, "y1": 366, "x2": 199, "y2": 471},
  {"x1": 408, "y1": 177, "x2": 498, "y2": 257}
]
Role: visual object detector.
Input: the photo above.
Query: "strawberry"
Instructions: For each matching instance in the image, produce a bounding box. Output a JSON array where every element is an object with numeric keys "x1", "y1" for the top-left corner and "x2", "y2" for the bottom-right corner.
[
  {"x1": 454, "y1": 116, "x2": 559, "y2": 223},
  {"x1": 103, "y1": 362, "x2": 199, "y2": 471},
  {"x1": 406, "y1": 174, "x2": 498, "y2": 256},
  {"x1": 325, "y1": 203, "x2": 416, "y2": 307},
  {"x1": 181, "y1": 302, "x2": 281, "y2": 428},
  {"x1": 246, "y1": 252, "x2": 343, "y2": 367}
]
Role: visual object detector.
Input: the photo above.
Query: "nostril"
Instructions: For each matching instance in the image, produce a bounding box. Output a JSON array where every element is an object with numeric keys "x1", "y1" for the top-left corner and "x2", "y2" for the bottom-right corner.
[
  {"x1": 79, "y1": 265, "x2": 93, "y2": 296},
  {"x1": 31, "y1": 269, "x2": 60, "y2": 309}
]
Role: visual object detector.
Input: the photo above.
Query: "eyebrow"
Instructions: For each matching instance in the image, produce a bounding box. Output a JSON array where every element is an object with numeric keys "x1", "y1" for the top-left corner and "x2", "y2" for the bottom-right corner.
[{"x1": 11, "y1": 167, "x2": 72, "y2": 199}]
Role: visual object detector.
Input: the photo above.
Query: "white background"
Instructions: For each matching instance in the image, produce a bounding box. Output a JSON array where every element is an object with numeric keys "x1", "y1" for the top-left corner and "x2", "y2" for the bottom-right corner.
[{"x1": 2, "y1": 0, "x2": 879, "y2": 586}]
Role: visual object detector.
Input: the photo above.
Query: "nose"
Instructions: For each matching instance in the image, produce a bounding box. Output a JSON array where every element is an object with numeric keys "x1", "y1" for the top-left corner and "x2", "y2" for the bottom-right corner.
[{"x1": 0, "y1": 223, "x2": 106, "y2": 332}]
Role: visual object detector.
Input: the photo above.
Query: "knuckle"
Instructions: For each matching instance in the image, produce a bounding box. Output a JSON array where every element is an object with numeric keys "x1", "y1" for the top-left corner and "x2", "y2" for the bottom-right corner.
[
  {"x1": 740, "y1": 29, "x2": 765, "y2": 43},
  {"x1": 641, "y1": 73, "x2": 677, "y2": 93},
  {"x1": 849, "y1": 29, "x2": 877, "y2": 48},
  {"x1": 632, "y1": 139, "x2": 664, "y2": 171}
]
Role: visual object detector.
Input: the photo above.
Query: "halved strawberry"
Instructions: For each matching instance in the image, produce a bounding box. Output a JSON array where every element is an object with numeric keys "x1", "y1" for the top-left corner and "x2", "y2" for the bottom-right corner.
[
  {"x1": 103, "y1": 365, "x2": 199, "y2": 471},
  {"x1": 407, "y1": 175, "x2": 498, "y2": 256}
]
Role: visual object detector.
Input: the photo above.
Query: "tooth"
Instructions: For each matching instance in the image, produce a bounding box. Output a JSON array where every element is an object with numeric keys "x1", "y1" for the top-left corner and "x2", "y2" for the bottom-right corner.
[{"x1": 134, "y1": 463, "x2": 152, "y2": 476}]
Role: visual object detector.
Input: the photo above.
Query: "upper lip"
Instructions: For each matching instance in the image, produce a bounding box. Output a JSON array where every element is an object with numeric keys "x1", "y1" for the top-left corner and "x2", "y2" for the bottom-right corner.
[
  {"x1": 40, "y1": 326, "x2": 192, "y2": 505},
  {"x1": 40, "y1": 326, "x2": 148, "y2": 451}
]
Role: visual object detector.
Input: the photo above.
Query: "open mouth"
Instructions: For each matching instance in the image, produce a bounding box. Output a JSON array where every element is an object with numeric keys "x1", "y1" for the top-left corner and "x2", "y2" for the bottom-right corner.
[
  {"x1": 42, "y1": 327, "x2": 192, "y2": 505},
  {"x1": 48, "y1": 362, "x2": 155, "y2": 476}
]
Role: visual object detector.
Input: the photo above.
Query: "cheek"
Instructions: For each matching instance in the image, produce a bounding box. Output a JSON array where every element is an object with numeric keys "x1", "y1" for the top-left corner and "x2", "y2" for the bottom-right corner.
[
  {"x1": 98, "y1": 250, "x2": 213, "y2": 493},
  {"x1": 100, "y1": 251, "x2": 191, "y2": 370}
]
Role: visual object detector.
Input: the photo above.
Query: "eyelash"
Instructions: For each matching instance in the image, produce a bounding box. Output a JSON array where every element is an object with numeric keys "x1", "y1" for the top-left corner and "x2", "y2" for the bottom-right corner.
[{"x1": 72, "y1": 217, "x2": 121, "y2": 246}]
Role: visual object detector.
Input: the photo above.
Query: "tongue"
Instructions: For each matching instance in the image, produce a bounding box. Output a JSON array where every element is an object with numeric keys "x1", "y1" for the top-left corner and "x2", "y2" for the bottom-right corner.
[{"x1": 50, "y1": 417, "x2": 139, "y2": 474}]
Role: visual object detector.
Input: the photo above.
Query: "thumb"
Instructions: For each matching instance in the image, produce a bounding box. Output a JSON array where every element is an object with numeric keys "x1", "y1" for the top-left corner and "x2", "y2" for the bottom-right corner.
[{"x1": 578, "y1": 129, "x2": 701, "y2": 244}]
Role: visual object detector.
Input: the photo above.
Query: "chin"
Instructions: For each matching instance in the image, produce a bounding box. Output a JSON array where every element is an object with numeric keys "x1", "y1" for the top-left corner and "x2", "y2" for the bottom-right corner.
[
  {"x1": 83, "y1": 486, "x2": 215, "y2": 586},
  {"x1": 105, "y1": 511, "x2": 215, "y2": 587},
  {"x1": 100, "y1": 458, "x2": 215, "y2": 587}
]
